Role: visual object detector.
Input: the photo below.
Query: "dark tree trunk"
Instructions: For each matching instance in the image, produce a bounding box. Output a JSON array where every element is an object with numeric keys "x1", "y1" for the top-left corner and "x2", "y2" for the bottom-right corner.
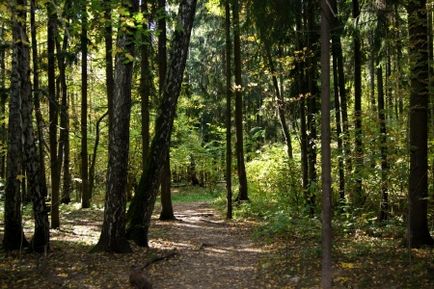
[
  {"x1": 3, "y1": 0, "x2": 29, "y2": 251},
  {"x1": 159, "y1": 153, "x2": 175, "y2": 220},
  {"x1": 47, "y1": 0, "x2": 60, "y2": 229},
  {"x1": 232, "y1": 0, "x2": 248, "y2": 201},
  {"x1": 21, "y1": 3, "x2": 50, "y2": 251},
  {"x1": 126, "y1": 0, "x2": 197, "y2": 247},
  {"x1": 93, "y1": 0, "x2": 139, "y2": 253},
  {"x1": 406, "y1": 0, "x2": 434, "y2": 248},
  {"x1": 320, "y1": 0, "x2": 332, "y2": 287},
  {"x1": 353, "y1": 0, "x2": 363, "y2": 206},
  {"x1": 81, "y1": 0, "x2": 90, "y2": 209},
  {"x1": 157, "y1": 0, "x2": 175, "y2": 220},
  {"x1": 56, "y1": 7, "x2": 71, "y2": 205},
  {"x1": 140, "y1": 0, "x2": 153, "y2": 171},
  {"x1": 89, "y1": 111, "x2": 108, "y2": 198},
  {"x1": 225, "y1": 0, "x2": 233, "y2": 220},
  {"x1": 0, "y1": 25, "x2": 5, "y2": 179},
  {"x1": 30, "y1": 0, "x2": 47, "y2": 198}
]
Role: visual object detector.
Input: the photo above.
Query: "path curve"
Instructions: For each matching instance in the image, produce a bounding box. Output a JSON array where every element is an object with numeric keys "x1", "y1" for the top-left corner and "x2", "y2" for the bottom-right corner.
[{"x1": 147, "y1": 202, "x2": 268, "y2": 289}]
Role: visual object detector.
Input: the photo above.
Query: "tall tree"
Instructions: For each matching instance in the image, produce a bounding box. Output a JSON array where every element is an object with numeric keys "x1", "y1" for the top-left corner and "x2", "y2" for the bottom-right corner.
[
  {"x1": 93, "y1": 0, "x2": 139, "y2": 253},
  {"x1": 352, "y1": 0, "x2": 363, "y2": 206},
  {"x1": 126, "y1": 0, "x2": 197, "y2": 247},
  {"x1": 224, "y1": 0, "x2": 233, "y2": 219},
  {"x1": 3, "y1": 0, "x2": 29, "y2": 251},
  {"x1": 0, "y1": 25, "x2": 6, "y2": 179},
  {"x1": 320, "y1": 0, "x2": 332, "y2": 287},
  {"x1": 232, "y1": 0, "x2": 248, "y2": 201},
  {"x1": 47, "y1": 0, "x2": 60, "y2": 229},
  {"x1": 158, "y1": 0, "x2": 175, "y2": 221},
  {"x1": 30, "y1": 0, "x2": 47, "y2": 198},
  {"x1": 81, "y1": 0, "x2": 90, "y2": 208},
  {"x1": 407, "y1": 0, "x2": 434, "y2": 247}
]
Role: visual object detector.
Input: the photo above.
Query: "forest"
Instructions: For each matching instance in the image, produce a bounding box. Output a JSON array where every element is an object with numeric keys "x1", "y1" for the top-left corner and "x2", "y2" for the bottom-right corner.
[{"x1": 0, "y1": 0, "x2": 433, "y2": 288}]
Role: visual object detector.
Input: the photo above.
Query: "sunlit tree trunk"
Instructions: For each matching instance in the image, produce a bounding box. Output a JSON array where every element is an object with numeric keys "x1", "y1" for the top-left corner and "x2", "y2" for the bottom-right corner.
[
  {"x1": 126, "y1": 0, "x2": 197, "y2": 247},
  {"x1": 3, "y1": 0, "x2": 29, "y2": 251},
  {"x1": 93, "y1": 0, "x2": 139, "y2": 253},
  {"x1": 81, "y1": 0, "x2": 90, "y2": 209},
  {"x1": 47, "y1": 0, "x2": 60, "y2": 229},
  {"x1": 232, "y1": 0, "x2": 248, "y2": 201}
]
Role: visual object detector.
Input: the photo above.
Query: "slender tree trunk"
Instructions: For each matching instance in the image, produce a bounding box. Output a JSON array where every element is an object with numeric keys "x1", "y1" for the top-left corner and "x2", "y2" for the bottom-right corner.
[
  {"x1": 126, "y1": 0, "x2": 197, "y2": 247},
  {"x1": 407, "y1": 0, "x2": 434, "y2": 248},
  {"x1": 264, "y1": 46, "x2": 293, "y2": 160},
  {"x1": 0, "y1": 25, "x2": 6, "y2": 179},
  {"x1": 30, "y1": 0, "x2": 47, "y2": 196},
  {"x1": 353, "y1": 0, "x2": 363, "y2": 206},
  {"x1": 232, "y1": 0, "x2": 248, "y2": 201},
  {"x1": 47, "y1": 0, "x2": 60, "y2": 229},
  {"x1": 157, "y1": 0, "x2": 175, "y2": 221},
  {"x1": 81, "y1": 0, "x2": 90, "y2": 208},
  {"x1": 3, "y1": 0, "x2": 29, "y2": 251},
  {"x1": 20, "y1": 0, "x2": 50, "y2": 250},
  {"x1": 89, "y1": 111, "x2": 108, "y2": 198},
  {"x1": 93, "y1": 0, "x2": 139, "y2": 253},
  {"x1": 225, "y1": 0, "x2": 233, "y2": 219},
  {"x1": 320, "y1": 1, "x2": 332, "y2": 287},
  {"x1": 140, "y1": 0, "x2": 153, "y2": 171}
]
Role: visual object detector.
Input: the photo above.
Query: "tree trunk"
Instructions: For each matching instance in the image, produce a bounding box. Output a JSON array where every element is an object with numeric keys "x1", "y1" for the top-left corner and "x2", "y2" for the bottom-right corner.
[
  {"x1": 157, "y1": 0, "x2": 175, "y2": 220},
  {"x1": 126, "y1": 0, "x2": 197, "y2": 247},
  {"x1": 232, "y1": 0, "x2": 248, "y2": 201},
  {"x1": 20, "y1": 0, "x2": 50, "y2": 250},
  {"x1": 353, "y1": 0, "x2": 363, "y2": 206},
  {"x1": 0, "y1": 25, "x2": 6, "y2": 179},
  {"x1": 89, "y1": 111, "x2": 108, "y2": 198},
  {"x1": 407, "y1": 0, "x2": 434, "y2": 248},
  {"x1": 225, "y1": 0, "x2": 233, "y2": 220},
  {"x1": 47, "y1": 0, "x2": 60, "y2": 229},
  {"x1": 3, "y1": 0, "x2": 29, "y2": 251},
  {"x1": 81, "y1": 0, "x2": 90, "y2": 209},
  {"x1": 93, "y1": 0, "x2": 139, "y2": 253},
  {"x1": 30, "y1": 0, "x2": 47, "y2": 198},
  {"x1": 140, "y1": 0, "x2": 153, "y2": 171},
  {"x1": 320, "y1": 1, "x2": 332, "y2": 287},
  {"x1": 264, "y1": 46, "x2": 293, "y2": 160}
]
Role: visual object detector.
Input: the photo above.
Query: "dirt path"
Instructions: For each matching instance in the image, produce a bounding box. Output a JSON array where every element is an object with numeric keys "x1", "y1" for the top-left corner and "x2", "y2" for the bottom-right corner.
[{"x1": 147, "y1": 202, "x2": 269, "y2": 289}]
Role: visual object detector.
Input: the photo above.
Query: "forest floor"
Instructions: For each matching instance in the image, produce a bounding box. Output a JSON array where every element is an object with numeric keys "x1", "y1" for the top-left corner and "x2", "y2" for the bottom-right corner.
[{"x1": 1, "y1": 189, "x2": 434, "y2": 289}]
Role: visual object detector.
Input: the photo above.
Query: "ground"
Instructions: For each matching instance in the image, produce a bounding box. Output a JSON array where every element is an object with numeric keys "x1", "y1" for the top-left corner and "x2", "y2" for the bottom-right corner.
[
  {"x1": 1, "y1": 191, "x2": 434, "y2": 289},
  {"x1": 0, "y1": 200, "x2": 282, "y2": 289}
]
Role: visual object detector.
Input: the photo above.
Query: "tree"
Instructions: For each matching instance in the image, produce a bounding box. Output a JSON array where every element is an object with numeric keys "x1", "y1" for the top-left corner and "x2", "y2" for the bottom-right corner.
[
  {"x1": 158, "y1": 0, "x2": 175, "y2": 221},
  {"x1": 232, "y1": 0, "x2": 248, "y2": 201},
  {"x1": 352, "y1": 0, "x2": 363, "y2": 206},
  {"x1": 47, "y1": 0, "x2": 60, "y2": 229},
  {"x1": 3, "y1": 0, "x2": 29, "y2": 251},
  {"x1": 224, "y1": 0, "x2": 233, "y2": 219},
  {"x1": 81, "y1": 0, "x2": 90, "y2": 208},
  {"x1": 126, "y1": 0, "x2": 198, "y2": 247},
  {"x1": 407, "y1": 0, "x2": 434, "y2": 248},
  {"x1": 320, "y1": 0, "x2": 332, "y2": 287},
  {"x1": 93, "y1": 0, "x2": 139, "y2": 253}
]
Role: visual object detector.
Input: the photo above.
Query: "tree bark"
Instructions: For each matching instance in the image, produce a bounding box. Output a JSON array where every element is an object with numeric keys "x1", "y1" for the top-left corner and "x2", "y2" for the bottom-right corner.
[
  {"x1": 3, "y1": 0, "x2": 29, "y2": 251},
  {"x1": 126, "y1": 0, "x2": 197, "y2": 247},
  {"x1": 353, "y1": 0, "x2": 363, "y2": 206},
  {"x1": 320, "y1": 1, "x2": 332, "y2": 287},
  {"x1": 89, "y1": 111, "x2": 108, "y2": 198},
  {"x1": 0, "y1": 25, "x2": 6, "y2": 179},
  {"x1": 225, "y1": 0, "x2": 233, "y2": 220},
  {"x1": 93, "y1": 0, "x2": 139, "y2": 253},
  {"x1": 81, "y1": 0, "x2": 90, "y2": 209},
  {"x1": 157, "y1": 0, "x2": 175, "y2": 220},
  {"x1": 47, "y1": 0, "x2": 60, "y2": 229},
  {"x1": 407, "y1": 0, "x2": 434, "y2": 247},
  {"x1": 232, "y1": 0, "x2": 248, "y2": 201}
]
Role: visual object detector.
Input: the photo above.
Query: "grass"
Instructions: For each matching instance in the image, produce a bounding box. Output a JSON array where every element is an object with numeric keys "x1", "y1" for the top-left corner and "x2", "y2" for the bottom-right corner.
[{"x1": 165, "y1": 185, "x2": 223, "y2": 204}]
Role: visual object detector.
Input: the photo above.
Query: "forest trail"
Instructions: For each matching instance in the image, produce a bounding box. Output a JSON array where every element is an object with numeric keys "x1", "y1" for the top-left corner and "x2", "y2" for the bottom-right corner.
[{"x1": 147, "y1": 202, "x2": 269, "y2": 289}]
